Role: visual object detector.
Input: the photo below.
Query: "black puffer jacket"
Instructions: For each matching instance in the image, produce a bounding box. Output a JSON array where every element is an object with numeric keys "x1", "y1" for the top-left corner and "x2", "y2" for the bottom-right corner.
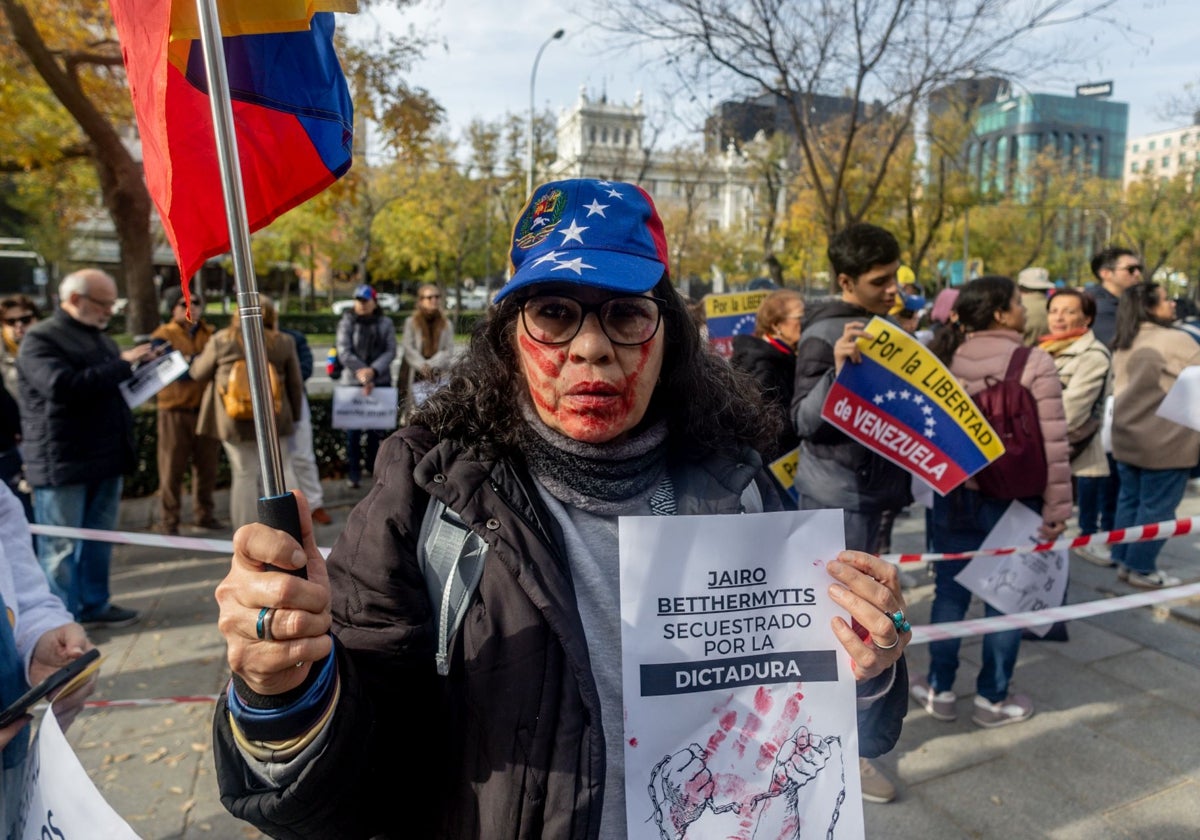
[
  {"x1": 17, "y1": 310, "x2": 135, "y2": 487},
  {"x1": 213, "y1": 426, "x2": 908, "y2": 839},
  {"x1": 730, "y1": 334, "x2": 798, "y2": 458}
]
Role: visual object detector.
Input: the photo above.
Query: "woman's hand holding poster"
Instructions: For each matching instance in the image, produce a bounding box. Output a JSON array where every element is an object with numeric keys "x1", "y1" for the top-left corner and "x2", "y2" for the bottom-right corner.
[{"x1": 619, "y1": 509, "x2": 864, "y2": 839}]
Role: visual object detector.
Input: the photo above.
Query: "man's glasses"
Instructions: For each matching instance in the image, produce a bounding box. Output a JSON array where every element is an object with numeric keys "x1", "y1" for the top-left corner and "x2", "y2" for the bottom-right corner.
[
  {"x1": 419, "y1": 294, "x2": 442, "y2": 300},
  {"x1": 1118, "y1": 264, "x2": 1144, "y2": 274},
  {"x1": 82, "y1": 294, "x2": 117, "y2": 310},
  {"x1": 519, "y1": 294, "x2": 665, "y2": 346},
  {"x1": 2, "y1": 315, "x2": 33, "y2": 326}
]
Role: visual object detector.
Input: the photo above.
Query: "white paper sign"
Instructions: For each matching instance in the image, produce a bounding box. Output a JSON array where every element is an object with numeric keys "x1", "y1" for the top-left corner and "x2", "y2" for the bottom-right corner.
[
  {"x1": 1156, "y1": 366, "x2": 1200, "y2": 432},
  {"x1": 330, "y1": 385, "x2": 399, "y2": 430},
  {"x1": 118, "y1": 350, "x2": 188, "y2": 408},
  {"x1": 620, "y1": 509, "x2": 864, "y2": 840},
  {"x1": 409, "y1": 377, "x2": 448, "y2": 408},
  {"x1": 954, "y1": 500, "x2": 1068, "y2": 637},
  {"x1": 14, "y1": 707, "x2": 140, "y2": 840}
]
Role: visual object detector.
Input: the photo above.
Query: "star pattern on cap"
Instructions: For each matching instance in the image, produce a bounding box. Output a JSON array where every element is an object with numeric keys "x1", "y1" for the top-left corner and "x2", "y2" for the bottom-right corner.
[
  {"x1": 531, "y1": 250, "x2": 564, "y2": 267},
  {"x1": 584, "y1": 199, "x2": 609, "y2": 217},
  {"x1": 559, "y1": 219, "x2": 588, "y2": 245},
  {"x1": 605, "y1": 188, "x2": 624, "y2": 199},
  {"x1": 551, "y1": 257, "x2": 596, "y2": 275}
]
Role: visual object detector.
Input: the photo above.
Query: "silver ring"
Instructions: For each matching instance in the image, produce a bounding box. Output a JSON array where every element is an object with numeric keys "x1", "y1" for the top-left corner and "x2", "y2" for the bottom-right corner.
[
  {"x1": 873, "y1": 634, "x2": 899, "y2": 651},
  {"x1": 256, "y1": 607, "x2": 274, "y2": 642}
]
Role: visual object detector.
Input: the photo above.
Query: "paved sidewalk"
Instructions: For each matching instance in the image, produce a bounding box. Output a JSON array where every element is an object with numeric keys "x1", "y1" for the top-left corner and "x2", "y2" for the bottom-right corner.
[{"x1": 57, "y1": 480, "x2": 1200, "y2": 838}]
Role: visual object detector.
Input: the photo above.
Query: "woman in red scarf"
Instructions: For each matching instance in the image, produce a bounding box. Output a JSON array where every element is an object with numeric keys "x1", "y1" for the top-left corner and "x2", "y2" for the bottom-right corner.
[{"x1": 1039, "y1": 289, "x2": 1112, "y2": 565}]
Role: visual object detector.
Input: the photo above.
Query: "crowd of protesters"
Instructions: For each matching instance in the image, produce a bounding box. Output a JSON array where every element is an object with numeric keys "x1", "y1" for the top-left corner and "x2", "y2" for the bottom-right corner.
[{"x1": 4, "y1": 179, "x2": 1197, "y2": 836}]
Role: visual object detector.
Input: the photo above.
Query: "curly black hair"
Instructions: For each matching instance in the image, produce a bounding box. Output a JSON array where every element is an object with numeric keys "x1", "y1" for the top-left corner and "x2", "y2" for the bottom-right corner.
[{"x1": 413, "y1": 277, "x2": 782, "y2": 461}]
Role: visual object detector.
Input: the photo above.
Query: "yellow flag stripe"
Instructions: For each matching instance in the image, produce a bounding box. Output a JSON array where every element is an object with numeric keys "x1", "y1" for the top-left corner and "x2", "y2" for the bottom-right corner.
[{"x1": 170, "y1": 0, "x2": 358, "y2": 41}]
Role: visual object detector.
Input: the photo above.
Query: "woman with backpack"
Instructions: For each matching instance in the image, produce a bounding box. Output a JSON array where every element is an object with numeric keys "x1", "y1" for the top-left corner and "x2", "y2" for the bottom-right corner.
[
  {"x1": 190, "y1": 296, "x2": 303, "y2": 530},
  {"x1": 1109, "y1": 282, "x2": 1200, "y2": 589},
  {"x1": 915, "y1": 275, "x2": 1071, "y2": 728}
]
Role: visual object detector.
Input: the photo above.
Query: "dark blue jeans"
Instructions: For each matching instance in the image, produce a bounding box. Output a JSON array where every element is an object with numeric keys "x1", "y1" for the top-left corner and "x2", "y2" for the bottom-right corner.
[
  {"x1": 345, "y1": 429, "x2": 383, "y2": 483},
  {"x1": 928, "y1": 487, "x2": 1035, "y2": 703},
  {"x1": 33, "y1": 477, "x2": 123, "y2": 619},
  {"x1": 1111, "y1": 462, "x2": 1189, "y2": 574},
  {"x1": 1076, "y1": 454, "x2": 1119, "y2": 536}
]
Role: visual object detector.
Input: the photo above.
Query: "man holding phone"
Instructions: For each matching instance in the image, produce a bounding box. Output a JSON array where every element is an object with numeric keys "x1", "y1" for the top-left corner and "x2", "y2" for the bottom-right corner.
[{"x1": 0, "y1": 482, "x2": 96, "y2": 831}]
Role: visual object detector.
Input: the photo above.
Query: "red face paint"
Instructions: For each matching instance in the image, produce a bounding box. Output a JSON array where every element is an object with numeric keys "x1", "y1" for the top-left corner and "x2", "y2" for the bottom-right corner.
[{"x1": 517, "y1": 329, "x2": 662, "y2": 443}]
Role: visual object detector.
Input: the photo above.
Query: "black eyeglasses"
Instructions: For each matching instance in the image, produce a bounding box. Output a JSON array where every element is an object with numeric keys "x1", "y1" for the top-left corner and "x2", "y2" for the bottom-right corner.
[
  {"x1": 519, "y1": 294, "x2": 666, "y2": 346},
  {"x1": 2, "y1": 315, "x2": 33, "y2": 326},
  {"x1": 81, "y1": 293, "x2": 117, "y2": 309},
  {"x1": 1118, "y1": 264, "x2": 1144, "y2": 274}
]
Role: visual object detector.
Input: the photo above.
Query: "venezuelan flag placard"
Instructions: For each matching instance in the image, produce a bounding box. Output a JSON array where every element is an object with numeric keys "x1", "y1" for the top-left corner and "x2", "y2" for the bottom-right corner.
[
  {"x1": 704, "y1": 291, "x2": 770, "y2": 358},
  {"x1": 820, "y1": 317, "x2": 1004, "y2": 495},
  {"x1": 109, "y1": 0, "x2": 355, "y2": 283}
]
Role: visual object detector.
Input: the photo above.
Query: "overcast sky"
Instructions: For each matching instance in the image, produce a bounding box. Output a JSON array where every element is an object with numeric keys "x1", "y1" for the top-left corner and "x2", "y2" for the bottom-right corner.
[{"x1": 351, "y1": 0, "x2": 1196, "y2": 151}]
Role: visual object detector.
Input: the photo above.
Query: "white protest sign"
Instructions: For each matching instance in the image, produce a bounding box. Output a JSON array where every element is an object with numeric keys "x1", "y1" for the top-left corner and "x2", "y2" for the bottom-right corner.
[
  {"x1": 14, "y1": 707, "x2": 139, "y2": 840},
  {"x1": 620, "y1": 509, "x2": 864, "y2": 840},
  {"x1": 409, "y1": 377, "x2": 448, "y2": 408},
  {"x1": 119, "y1": 350, "x2": 188, "y2": 409},
  {"x1": 1156, "y1": 365, "x2": 1200, "y2": 432},
  {"x1": 955, "y1": 500, "x2": 1068, "y2": 637},
  {"x1": 330, "y1": 385, "x2": 398, "y2": 430}
]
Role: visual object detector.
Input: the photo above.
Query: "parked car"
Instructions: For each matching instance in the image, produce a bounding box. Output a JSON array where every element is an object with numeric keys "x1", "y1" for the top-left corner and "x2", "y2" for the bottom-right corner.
[{"x1": 455, "y1": 287, "x2": 492, "y2": 311}]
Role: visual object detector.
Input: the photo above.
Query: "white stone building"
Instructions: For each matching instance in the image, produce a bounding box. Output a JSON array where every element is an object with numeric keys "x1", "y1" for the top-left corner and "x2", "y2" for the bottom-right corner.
[{"x1": 1124, "y1": 120, "x2": 1200, "y2": 187}]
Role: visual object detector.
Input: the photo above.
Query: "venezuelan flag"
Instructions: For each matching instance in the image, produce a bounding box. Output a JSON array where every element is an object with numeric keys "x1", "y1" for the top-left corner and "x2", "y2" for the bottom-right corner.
[
  {"x1": 821, "y1": 316, "x2": 1004, "y2": 495},
  {"x1": 109, "y1": 0, "x2": 355, "y2": 282}
]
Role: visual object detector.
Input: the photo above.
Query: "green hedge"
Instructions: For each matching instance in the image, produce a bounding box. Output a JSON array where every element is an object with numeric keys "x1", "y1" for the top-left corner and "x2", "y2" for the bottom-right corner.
[
  {"x1": 123, "y1": 395, "x2": 363, "y2": 498},
  {"x1": 115, "y1": 310, "x2": 483, "y2": 337}
]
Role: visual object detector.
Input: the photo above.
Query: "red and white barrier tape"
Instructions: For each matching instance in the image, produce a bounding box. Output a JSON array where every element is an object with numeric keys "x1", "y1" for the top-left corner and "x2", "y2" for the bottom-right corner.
[
  {"x1": 908, "y1": 581, "x2": 1200, "y2": 644},
  {"x1": 29, "y1": 524, "x2": 333, "y2": 557},
  {"x1": 884, "y1": 515, "x2": 1198, "y2": 564}
]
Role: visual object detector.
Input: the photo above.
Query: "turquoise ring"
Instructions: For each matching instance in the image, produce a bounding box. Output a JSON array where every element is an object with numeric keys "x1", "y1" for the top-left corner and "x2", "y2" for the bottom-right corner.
[
  {"x1": 890, "y1": 610, "x2": 911, "y2": 634},
  {"x1": 256, "y1": 606, "x2": 274, "y2": 641}
]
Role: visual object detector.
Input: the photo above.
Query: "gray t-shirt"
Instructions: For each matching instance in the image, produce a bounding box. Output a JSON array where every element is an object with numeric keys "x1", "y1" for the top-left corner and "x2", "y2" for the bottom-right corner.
[{"x1": 534, "y1": 481, "x2": 648, "y2": 840}]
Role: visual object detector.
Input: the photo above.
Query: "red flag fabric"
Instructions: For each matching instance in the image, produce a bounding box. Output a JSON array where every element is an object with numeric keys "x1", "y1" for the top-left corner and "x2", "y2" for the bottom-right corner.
[{"x1": 109, "y1": 0, "x2": 354, "y2": 286}]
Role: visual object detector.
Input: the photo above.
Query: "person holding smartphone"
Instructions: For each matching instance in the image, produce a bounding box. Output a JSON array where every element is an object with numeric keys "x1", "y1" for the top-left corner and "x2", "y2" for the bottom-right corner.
[{"x1": 0, "y1": 481, "x2": 96, "y2": 831}]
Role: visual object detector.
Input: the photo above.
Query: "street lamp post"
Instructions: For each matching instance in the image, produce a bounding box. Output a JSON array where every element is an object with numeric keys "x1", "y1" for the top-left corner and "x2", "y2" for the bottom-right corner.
[{"x1": 527, "y1": 28, "x2": 565, "y2": 198}]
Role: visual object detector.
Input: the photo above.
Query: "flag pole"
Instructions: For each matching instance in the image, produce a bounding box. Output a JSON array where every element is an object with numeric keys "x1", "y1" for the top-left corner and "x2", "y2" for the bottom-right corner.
[{"x1": 194, "y1": 0, "x2": 304, "y2": 549}]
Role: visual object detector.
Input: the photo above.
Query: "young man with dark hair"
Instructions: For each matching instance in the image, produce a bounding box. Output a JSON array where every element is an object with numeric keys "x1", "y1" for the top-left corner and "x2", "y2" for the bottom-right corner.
[
  {"x1": 790, "y1": 223, "x2": 910, "y2": 804},
  {"x1": 1088, "y1": 247, "x2": 1143, "y2": 347}
]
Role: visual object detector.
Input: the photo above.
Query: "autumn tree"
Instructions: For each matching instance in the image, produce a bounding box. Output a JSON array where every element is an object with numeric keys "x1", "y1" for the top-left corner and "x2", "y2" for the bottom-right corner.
[
  {"x1": 0, "y1": 0, "x2": 438, "y2": 334},
  {"x1": 595, "y1": 0, "x2": 1118, "y2": 242}
]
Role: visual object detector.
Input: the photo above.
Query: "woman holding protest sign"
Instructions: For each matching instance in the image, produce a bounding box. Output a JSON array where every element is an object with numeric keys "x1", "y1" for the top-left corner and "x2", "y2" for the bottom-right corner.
[
  {"x1": 918, "y1": 275, "x2": 1071, "y2": 727},
  {"x1": 210, "y1": 179, "x2": 911, "y2": 838},
  {"x1": 1109, "y1": 282, "x2": 1200, "y2": 589}
]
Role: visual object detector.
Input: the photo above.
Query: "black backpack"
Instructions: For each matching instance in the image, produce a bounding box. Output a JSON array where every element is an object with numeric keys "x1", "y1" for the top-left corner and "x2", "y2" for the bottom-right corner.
[{"x1": 972, "y1": 346, "x2": 1048, "y2": 499}]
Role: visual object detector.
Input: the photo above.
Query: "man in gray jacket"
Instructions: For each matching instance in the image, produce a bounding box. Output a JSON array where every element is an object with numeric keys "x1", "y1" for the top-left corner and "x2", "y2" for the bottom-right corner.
[{"x1": 791, "y1": 223, "x2": 912, "y2": 553}]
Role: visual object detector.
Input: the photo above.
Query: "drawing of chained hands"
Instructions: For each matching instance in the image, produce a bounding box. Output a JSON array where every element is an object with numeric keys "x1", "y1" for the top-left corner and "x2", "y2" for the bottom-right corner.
[
  {"x1": 748, "y1": 728, "x2": 845, "y2": 839},
  {"x1": 648, "y1": 744, "x2": 740, "y2": 839}
]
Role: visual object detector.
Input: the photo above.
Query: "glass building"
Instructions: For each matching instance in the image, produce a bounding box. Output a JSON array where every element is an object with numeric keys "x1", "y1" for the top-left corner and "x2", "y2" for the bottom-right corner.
[{"x1": 967, "y1": 91, "x2": 1128, "y2": 197}]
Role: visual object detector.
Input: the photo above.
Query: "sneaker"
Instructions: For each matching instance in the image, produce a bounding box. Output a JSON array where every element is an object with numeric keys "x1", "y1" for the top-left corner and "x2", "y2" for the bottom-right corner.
[
  {"x1": 1075, "y1": 545, "x2": 1115, "y2": 567},
  {"x1": 858, "y1": 757, "x2": 896, "y2": 803},
  {"x1": 909, "y1": 676, "x2": 957, "y2": 721},
  {"x1": 311, "y1": 507, "x2": 333, "y2": 525},
  {"x1": 1124, "y1": 569, "x2": 1182, "y2": 589},
  {"x1": 972, "y1": 694, "x2": 1033, "y2": 728},
  {"x1": 1117, "y1": 566, "x2": 1129, "y2": 582},
  {"x1": 80, "y1": 604, "x2": 140, "y2": 629}
]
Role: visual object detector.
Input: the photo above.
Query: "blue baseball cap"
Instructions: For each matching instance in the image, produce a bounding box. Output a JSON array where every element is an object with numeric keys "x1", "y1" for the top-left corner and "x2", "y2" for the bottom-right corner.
[
  {"x1": 353, "y1": 284, "x2": 376, "y2": 301},
  {"x1": 494, "y1": 178, "x2": 669, "y2": 303}
]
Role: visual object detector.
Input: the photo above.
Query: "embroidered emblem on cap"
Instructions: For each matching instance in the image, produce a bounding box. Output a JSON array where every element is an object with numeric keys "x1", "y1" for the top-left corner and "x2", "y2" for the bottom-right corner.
[{"x1": 515, "y1": 188, "x2": 567, "y2": 249}]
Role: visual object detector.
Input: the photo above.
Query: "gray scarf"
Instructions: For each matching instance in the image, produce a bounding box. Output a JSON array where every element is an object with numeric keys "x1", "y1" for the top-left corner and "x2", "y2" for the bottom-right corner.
[{"x1": 519, "y1": 402, "x2": 670, "y2": 516}]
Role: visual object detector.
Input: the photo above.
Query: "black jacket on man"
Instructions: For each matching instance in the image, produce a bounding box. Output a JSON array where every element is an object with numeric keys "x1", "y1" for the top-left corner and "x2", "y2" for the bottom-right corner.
[
  {"x1": 790, "y1": 298, "x2": 911, "y2": 514},
  {"x1": 17, "y1": 309, "x2": 136, "y2": 487},
  {"x1": 212, "y1": 426, "x2": 908, "y2": 839}
]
